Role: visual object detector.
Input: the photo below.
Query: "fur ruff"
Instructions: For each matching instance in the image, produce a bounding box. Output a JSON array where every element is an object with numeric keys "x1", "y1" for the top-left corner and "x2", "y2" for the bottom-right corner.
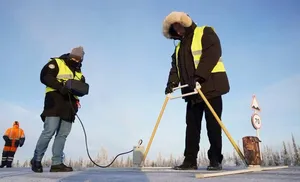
[{"x1": 162, "y1": 11, "x2": 193, "y2": 39}]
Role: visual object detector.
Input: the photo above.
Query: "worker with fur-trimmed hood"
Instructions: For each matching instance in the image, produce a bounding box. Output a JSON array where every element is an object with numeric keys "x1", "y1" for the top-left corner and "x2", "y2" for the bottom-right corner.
[{"x1": 163, "y1": 11, "x2": 230, "y2": 170}]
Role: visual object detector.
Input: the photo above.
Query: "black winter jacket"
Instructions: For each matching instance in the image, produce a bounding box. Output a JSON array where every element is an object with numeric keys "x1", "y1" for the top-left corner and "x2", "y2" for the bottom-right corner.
[
  {"x1": 166, "y1": 22, "x2": 230, "y2": 103},
  {"x1": 40, "y1": 54, "x2": 86, "y2": 122}
]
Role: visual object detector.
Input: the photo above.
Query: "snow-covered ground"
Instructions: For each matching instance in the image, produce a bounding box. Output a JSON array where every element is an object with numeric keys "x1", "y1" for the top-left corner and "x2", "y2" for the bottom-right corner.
[{"x1": 0, "y1": 166, "x2": 299, "y2": 182}]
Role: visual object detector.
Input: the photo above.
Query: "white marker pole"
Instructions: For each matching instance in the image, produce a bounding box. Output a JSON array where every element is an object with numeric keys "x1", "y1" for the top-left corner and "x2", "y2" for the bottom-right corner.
[
  {"x1": 254, "y1": 110, "x2": 260, "y2": 139},
  {"x1": 254, "y1": 111, "x2": 262, "y2": 162}
]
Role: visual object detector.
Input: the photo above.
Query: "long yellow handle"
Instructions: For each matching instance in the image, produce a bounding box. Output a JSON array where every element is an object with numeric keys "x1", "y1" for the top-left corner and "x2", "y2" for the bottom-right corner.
[
  {"x1": 142, "y1": 96, "x2": 170, "y2": 163},
  {"x1": 196, "y1": 86, "x2": 248, "y2": 166}
]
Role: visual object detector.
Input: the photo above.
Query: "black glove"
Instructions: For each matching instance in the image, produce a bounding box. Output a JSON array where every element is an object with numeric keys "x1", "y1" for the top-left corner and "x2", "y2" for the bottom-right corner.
[
  {"x1": 15, "y1": 140, "x2": 20, "y2": 147},
  {"x1": 5, "y1": 140, "x2": 12, "y2": 146},
  {"x1": 3, "y1": 136, "x2": 9, "y2": 142},
  {"x1": 3, "y1": 136, "x2": 11, "y2": 146},
  {"x1": 165, "y1": 82, "x2": 177, "y2": 94},
  {"x1": 20, "y1": 138, "x2": 25, "y2": 147},
  {"x1": 188, "y1": 76, "x2": 205, "y2": 90},
  {"x1": 19, "y1": 138, "x2": 25, "y2": 147},
  {"x1": 65, "y1": 79, "x2": 89, "y2": 97},
  {"x1": 59, "y1": 86, "x2": 70, "y2": 95}
]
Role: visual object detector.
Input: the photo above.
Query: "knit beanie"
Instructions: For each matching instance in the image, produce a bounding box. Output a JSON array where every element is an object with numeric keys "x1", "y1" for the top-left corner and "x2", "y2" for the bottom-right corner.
[{"x1": 70, "y1": 46, "x2": 85, "y2": 61}]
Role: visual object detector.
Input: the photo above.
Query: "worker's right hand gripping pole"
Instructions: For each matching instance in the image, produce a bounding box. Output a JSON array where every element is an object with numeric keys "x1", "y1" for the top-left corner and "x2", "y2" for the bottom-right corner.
[
  {"x1": 195, "y1": 82, "x2": 248, "y2": 166},
  {"x1": 142, "y1": 95, "x2": 170, "y2": 164}
]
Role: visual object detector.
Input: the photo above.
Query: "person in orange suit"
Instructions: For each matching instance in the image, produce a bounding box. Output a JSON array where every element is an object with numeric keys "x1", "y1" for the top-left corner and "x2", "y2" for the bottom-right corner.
[{"x1": 0, "y1": 121, "x2": 25, "y2": 168}]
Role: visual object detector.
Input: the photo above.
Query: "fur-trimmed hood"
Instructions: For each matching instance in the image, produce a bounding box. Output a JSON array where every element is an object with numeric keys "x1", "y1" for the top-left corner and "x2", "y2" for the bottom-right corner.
[{"x1": 162, "y1": 11, "x2": 193, "y2": 39}]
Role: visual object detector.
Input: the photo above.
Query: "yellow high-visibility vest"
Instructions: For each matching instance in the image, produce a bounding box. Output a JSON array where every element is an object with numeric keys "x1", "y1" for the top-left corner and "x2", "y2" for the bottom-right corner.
[
  {"x1": 45, "y1": 58, "x2": 83, "y2": 99},
  {"x1": 175, "y1": 26, "x2": 226, "y2": 78}
]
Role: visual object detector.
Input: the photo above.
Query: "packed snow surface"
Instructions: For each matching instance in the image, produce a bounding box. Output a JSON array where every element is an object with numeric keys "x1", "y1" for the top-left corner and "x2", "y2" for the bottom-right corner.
[{"x1": 0, "y1": 166, "x2": 299, "y2": 182}]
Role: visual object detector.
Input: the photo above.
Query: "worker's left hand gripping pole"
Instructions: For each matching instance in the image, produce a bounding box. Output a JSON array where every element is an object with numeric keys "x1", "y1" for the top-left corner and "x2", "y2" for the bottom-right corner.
[{"x1": 142, "y1": 94, "x2": 171, "y2": 165}]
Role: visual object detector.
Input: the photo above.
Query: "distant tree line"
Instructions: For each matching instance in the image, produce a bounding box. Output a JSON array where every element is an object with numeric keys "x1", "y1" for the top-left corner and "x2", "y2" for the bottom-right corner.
[{"x1": 15, "y1": 134, "x2": 300, "y2": 169}]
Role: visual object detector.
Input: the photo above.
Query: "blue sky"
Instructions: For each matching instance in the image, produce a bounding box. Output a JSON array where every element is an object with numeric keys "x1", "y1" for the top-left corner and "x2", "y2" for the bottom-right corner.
[{"x1": 0, "y1": 0, "x2": 299, "y2": 164}]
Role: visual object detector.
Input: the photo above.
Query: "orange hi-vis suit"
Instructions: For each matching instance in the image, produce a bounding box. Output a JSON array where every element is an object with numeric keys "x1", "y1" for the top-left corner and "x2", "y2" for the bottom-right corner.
[{"x1": 0, "y1": 121, "x2": 25, "y2": 168}]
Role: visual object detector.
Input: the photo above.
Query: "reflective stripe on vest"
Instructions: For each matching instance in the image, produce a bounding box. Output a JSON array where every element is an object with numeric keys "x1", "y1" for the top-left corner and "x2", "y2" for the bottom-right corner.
[
  {"x1": 45, "y1": 58, "x2": 83, "y2": 99},
  {"x1": 175, "y1": 26, "x2": 226, "y2": 78}
]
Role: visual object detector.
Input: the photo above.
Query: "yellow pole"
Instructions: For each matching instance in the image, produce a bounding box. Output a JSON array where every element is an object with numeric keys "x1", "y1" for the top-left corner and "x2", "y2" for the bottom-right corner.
[
  {"x1": 195, "y1": 83, "x2": 248, "y2": 166},
  {"x1": 142, "y1": 96, "x2": 170, "y2": 163}
]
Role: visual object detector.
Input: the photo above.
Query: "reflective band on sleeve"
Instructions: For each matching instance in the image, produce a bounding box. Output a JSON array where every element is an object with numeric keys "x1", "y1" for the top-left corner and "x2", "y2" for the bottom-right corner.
[
  {"x1": 57, "y1": 74, "x2": 73, "y2": 79},
  {"x1": 192, "y1": 50, "x2": 202, "y2": 55}
]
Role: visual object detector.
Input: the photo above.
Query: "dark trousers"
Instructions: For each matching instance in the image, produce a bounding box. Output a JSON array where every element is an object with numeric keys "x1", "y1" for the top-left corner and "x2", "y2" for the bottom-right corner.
[
  {"x1": 0, "y1": 151, "x2": 16, "y2": 168},
  {"x1": 184, "y1": 96, "x2": 223, "y2": 164}
]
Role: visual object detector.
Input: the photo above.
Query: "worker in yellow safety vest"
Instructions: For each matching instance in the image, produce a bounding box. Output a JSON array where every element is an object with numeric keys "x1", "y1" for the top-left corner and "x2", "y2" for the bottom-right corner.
[
  {"x1": 162, "y1": 12, "x2": 230, "y2": 171},
  {"x1": 31, "y1": 46, "x2": 89, "y2": 173}
]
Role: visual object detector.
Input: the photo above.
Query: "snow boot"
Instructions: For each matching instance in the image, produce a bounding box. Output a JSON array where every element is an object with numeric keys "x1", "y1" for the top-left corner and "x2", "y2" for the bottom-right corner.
[
  {"x1": 31, "y1": 159, "x2": 43, "y2": 173},
  {"x1": 0, "y1": 161, "x2": 6, "y2": 168},
  {"x1": 6, "y1": 161, "x2": 12, "y2": 168},
  {"x1": 50, "y1": 163, "x2": 73, "y2": 172},
  {"x1": 173, "y1": 158, "x2": 197, "y2": 170},
  {"x1": 207, "y1": 161, "x2": 222, "y2": 171}
]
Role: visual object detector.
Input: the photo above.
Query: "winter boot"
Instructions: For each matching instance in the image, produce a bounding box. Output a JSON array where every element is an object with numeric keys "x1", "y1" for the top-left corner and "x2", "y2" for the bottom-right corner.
[
  {"x1": 0, "y1": 161, "x2": 6, "y2": 168},
  {"x1": 6, "y1": 161, "x2": 12, "y2": 168},
  {"x1": 31, "y1": 159, "x2": 43, "y2": 173},
  {"x1": 207, "y1": 160, "x2": 222, "y2": 171},
  {"x1": 173, "y1": 157, "x2": 198, "y2": 170},
  {"x1": 50, "y1": 163, "x2": 73, "y2": 172}
]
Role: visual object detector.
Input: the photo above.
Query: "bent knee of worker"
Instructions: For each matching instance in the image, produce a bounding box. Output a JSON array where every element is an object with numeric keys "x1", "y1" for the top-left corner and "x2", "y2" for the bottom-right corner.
[
  {"x1": 56, "y1": 129, "x2": 71, "y2": 138},
  {"x1": 57, "y1": 122, "x2": 72, "y2": 137},
  {"x1": 41, "y1": 129, "x2": 57, "y2": 139}
]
